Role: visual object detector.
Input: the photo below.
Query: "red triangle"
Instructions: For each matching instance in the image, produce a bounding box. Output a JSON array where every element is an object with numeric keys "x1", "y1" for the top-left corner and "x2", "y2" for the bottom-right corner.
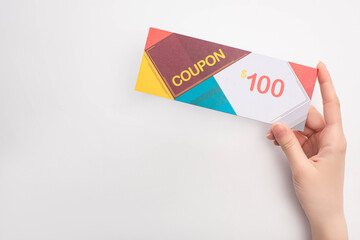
[
  {"x1": 289, "y1": 62, "x2": 317, "y2": 99},
  {"x1": 144, "y1": 27, "x2": 173, "y2": 50}
]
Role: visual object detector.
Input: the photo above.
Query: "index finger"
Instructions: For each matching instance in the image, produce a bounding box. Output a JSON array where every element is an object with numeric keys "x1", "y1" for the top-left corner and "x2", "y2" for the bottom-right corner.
[{"x1": 317, "y1": 61, "x2": 342, "y2": 126}]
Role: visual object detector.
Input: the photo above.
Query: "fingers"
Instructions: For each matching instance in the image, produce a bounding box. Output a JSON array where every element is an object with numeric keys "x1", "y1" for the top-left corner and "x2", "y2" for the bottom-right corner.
[
  {"x1": 307, "y1": 105, "x2": 325, "y2": 131},
  {"x1": 267, "y1": 130, "x2": 307, "y2": 147},
  {"x1": 266, "y1": 129, "x2": 275, "y2": 140},
  {"x1": 317, "y1": 62, "x2": 342, "y2": 126},
  {"x1": 267, "y1": 105, "x2": 324, "y2": 140},
  {"x1": 271, "y1": 123, "x2": 308, "y2": 171},
  {"x1": 301, "y1": 105, "x2": 326, "y2": 137},
  {"x1": 294, "y1": 131, "x2": 308, "y2": 147}
]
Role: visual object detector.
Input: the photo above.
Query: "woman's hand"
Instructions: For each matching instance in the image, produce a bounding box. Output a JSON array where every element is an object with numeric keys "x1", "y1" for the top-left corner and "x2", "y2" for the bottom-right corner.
[{"x1": 267, "y1": 62, "x2": 348, "y2": 240}]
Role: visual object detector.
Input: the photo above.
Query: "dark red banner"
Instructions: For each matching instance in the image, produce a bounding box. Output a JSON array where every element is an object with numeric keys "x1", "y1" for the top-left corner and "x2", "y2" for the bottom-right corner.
[{"x1": 146, "y1": 33, "x2": 250, "y2": 98}]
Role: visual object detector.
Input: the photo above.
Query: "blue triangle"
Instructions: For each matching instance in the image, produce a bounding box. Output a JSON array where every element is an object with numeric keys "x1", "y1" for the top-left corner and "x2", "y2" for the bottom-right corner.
[{"x1": 175, "y1": 76, "x2": 236, "y2": 115}]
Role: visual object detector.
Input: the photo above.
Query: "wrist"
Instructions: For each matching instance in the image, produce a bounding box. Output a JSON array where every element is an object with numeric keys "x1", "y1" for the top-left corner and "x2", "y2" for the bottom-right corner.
[{"x1": 309, "y1": 214, "x2": 348, "y2": 240}]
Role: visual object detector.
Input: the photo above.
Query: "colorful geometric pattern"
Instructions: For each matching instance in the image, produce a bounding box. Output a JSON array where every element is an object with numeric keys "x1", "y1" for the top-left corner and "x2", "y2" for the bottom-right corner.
[
  {"x1": 175, "y1": 76, "x2": 236, "y2": 115},
  {"x1": 135, "y1": 27, "x2": 318, "y2": 130}
]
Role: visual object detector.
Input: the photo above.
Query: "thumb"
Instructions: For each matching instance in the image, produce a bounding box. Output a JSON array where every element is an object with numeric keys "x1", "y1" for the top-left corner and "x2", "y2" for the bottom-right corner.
[{"x1": 271, "y1": 122, "x2": 307, "y2": 170}]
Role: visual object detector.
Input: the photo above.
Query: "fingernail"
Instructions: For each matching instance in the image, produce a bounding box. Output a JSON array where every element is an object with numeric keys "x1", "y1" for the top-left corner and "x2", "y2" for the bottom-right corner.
[
  {"x1": 266, "y1": 128, "x2": 276, "y2": 140},
  {"x1": 267, "y1": 129, "x2": 272, "y2": 135},
  {"x1": 266, "y1": 133, "x2": 272, "y2": 139},
  {"x1": 317, "y1": 61, "x2": 325, "y2": 68},
  {"x1": 271, "y1": 122, "x2": 286, "y2": 138}
]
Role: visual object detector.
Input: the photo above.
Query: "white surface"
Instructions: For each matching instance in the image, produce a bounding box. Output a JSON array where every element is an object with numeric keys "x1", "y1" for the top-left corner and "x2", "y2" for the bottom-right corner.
[{"x1": 0, "y1": 0, "x2": 359, "y2": 239}]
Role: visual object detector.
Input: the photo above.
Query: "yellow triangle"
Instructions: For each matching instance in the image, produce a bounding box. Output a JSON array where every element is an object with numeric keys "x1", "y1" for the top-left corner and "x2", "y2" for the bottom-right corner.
[{"x1": 135, "y1": 52, "x2": 173, "y2": 100}]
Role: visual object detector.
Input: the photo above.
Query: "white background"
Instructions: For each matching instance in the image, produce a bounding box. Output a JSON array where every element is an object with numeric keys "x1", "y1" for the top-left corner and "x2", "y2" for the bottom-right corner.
[{"x1": 0, "y1": 0, "x2": 359, "y2": 239}]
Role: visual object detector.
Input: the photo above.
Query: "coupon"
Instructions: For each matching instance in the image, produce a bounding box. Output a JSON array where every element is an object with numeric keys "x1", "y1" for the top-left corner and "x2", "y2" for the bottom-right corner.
[{"x1": 135, "y1": 27, "x2": 317, "y2": 130}]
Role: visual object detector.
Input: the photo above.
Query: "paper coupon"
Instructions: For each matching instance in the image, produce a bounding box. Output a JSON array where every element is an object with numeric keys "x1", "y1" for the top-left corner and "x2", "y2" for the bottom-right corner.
[{"x1": 135, "y1": 27, "x2": 317, "y2": 130}]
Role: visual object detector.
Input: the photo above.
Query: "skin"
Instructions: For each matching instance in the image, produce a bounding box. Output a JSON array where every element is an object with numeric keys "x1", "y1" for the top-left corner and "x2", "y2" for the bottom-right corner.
[{"x1": 266, "y1": 62, "x2": 348, "y2": 240}]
